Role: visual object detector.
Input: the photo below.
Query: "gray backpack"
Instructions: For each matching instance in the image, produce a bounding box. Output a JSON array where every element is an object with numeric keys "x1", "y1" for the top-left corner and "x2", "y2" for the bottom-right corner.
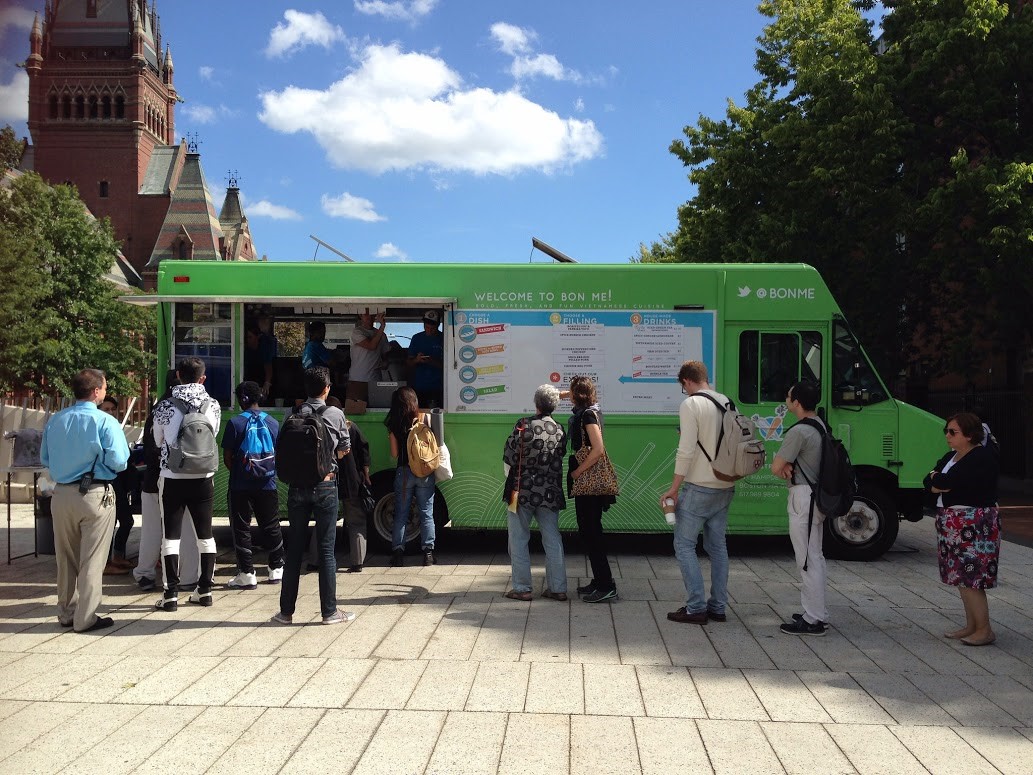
[{"x1": 167, "y1": 397, "x2": 219, "y2": 474}]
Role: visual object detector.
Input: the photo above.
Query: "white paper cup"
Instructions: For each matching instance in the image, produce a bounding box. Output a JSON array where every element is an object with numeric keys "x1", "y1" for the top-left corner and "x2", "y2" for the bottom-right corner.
[{"x1": 663, "y1": 498, "x2": 677, "y2": 526}]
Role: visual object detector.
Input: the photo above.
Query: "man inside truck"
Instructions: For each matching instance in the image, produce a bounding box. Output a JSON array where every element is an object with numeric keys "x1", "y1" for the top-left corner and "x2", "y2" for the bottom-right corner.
[
  {"x1": 407, "y1": 309, "x2": 444, "y2": 408},
  {"x1": 347, "y1": 310, "x2": 390, "y2": 404}
]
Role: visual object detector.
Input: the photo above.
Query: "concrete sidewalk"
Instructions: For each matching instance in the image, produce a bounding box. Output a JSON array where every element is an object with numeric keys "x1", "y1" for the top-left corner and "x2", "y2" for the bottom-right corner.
[{"x1": 2, "y1": 506, "x2": 1033, "y2": 774}]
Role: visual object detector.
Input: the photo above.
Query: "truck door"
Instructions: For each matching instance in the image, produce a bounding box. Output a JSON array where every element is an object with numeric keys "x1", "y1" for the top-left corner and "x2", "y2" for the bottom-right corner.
[{"x1": 725, "y1": 326, "x2": 824, "y2": 522}]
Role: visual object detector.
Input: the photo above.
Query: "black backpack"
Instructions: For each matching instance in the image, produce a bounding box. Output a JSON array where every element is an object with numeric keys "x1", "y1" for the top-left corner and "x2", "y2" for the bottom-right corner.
[
  {"x1": 796, "y1": 417, "x2": 856, "y2": 518},
  {"x1": 275, "y1": 404, "x2": 335, "y2": 487}
]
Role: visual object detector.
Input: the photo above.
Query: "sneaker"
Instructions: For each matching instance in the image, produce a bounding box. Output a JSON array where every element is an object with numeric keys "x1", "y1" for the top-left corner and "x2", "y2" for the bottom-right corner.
[
  {"x1": 227, "y1": 571, "x2": 258, "y2": 590},
  {"x1": 391, "y1": 549, "x2": 404, "y2": 567},
  {"x1": 423, "y1": 550, "x2": 435, "y2": 566},
  {"x1": 582, "y1": 587, "x2": 617, "y2": 604},
  {"x1": 322, "y1": 608, "x2": 357, "y2": 625},
  {"x1": 668, "y1": 606, "x2": 708, "y2": 624},
  {"x1": 154, "y1": 595, "x2": 178, "y2": 612},
  {"x1": 576, "y1": 582, "x2": 598, "y2": 596},
  {"x1": 137, "y1": 576, "x2": 156, "y2": 592},
  {"x1": 791, "y1": 612, "x2": 827, "y2": 626},
  {"x1": 270, "y1": 612, "x2": 293, "y2": 625},
  {"x1": 188, "y1": 590, "x2": 213, "y2": 607},
  {"x1": 268, "y1": 566, "x2": 284, "y2": 584},
  {"x1": 780, "y1": 618, "x2": 827, "y2": 636}
]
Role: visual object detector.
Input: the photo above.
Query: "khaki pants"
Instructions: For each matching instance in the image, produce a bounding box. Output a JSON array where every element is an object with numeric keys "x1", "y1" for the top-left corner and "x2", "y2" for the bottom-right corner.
[{"x1": 52, "y1": 483, "x2": 116, "y2": 631}]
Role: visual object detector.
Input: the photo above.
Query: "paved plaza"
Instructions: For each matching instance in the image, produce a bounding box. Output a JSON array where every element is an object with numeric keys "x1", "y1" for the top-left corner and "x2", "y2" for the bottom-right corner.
[{"x1": 2, "y1": 506, "x2": 1033, "y2": 774}]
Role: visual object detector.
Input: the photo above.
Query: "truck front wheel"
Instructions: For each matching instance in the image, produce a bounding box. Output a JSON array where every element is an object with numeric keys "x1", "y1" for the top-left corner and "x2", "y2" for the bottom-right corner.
[
  {"x1": 823, "y1": 482, "x2": 899, "y2": 561},
  {"x1": 367, "y1": 469, "x2": 449, "y2": 553}
]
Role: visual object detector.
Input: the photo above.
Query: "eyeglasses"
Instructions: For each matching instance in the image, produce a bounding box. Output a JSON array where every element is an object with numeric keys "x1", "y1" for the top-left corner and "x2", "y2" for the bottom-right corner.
[{"x1": 943, "y1": 427, "x2": 959, "y2": 436}]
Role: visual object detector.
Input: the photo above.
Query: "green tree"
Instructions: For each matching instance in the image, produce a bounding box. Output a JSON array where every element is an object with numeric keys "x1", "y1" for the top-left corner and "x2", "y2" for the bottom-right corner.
[
  {"x1": 645, "y1": 0, "x2": 1033, "y2": 379},
  {"x1": 0, "y1": 125, "x2": 22, "y2": 171},
  {"x1": 0, "y1": 172, "x2": 154, "y2": 396}
]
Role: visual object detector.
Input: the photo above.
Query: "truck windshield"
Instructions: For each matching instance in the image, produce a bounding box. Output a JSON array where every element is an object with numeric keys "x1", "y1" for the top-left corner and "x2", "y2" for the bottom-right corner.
[{"x1": 832, "y1": 319, "x2": 889, "y2": 406}]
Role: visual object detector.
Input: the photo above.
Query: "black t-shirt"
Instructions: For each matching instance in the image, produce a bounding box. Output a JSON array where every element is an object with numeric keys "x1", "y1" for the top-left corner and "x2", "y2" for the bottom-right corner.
[{"x1": 569, "y1": 408, "x2": 602, "y2": 454}]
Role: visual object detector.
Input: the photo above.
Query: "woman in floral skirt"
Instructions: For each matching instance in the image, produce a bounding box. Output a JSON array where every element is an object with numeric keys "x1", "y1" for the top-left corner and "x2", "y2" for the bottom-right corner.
[{"x1": 924, "y1": 412, "x2": 1000, "y2": 646}]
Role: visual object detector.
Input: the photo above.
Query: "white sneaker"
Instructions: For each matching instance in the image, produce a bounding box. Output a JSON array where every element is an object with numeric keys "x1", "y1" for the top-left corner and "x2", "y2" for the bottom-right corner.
[
  {"x1": 227, "y1": 571, "x2": 258, "y2": 590},
  {"x1": 268, "y1": 566, "x2": 284, "y2": 584},
  {"x1": 321, "y1": 608, "x2": 356, "y2": 625}
]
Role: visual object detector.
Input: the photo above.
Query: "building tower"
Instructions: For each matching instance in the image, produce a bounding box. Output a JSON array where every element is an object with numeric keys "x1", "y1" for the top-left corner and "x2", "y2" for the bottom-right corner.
[{"x1": 25, "y1": 0, "x2": 178, "y2": 275}]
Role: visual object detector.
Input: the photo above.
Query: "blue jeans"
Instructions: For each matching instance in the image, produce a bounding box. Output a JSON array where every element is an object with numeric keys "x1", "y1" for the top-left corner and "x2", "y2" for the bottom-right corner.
[
  {"x1": 508, "y1": 505, "x2": 566, "y2": 594},
  {"x1": 280, "y1": 481, "x2": 339, "y2": 618},
  {"x1": 392, "y1": 467, "x2": 435, "y2": 551},
  {"x1": 674, "y1": 483, "x2": 735, "y2": 615}
]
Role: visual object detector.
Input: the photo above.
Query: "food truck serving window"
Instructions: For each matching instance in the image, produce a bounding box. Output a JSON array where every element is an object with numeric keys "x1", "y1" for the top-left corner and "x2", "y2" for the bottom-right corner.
[{"x1": 173, "y1": 302, "x2": 232, "y2": 407}]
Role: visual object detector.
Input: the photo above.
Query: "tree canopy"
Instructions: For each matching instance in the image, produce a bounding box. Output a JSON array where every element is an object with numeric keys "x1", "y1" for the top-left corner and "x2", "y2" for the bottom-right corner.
[
  {"x1": 643, "y1": 0, "x2": 1033, "y2": 380},
  {"x1": 0, "y1": 170, "x2": 154, "y2": 396}
]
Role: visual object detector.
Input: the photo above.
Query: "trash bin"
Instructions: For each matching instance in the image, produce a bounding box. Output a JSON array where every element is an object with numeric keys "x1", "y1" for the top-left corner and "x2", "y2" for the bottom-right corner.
[{"x1": 35, "y1": 496, "x2": 55, "y2": 555}]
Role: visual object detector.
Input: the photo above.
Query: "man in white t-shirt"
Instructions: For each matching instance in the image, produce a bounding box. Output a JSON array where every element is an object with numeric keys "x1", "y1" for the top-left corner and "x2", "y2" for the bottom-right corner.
[
  {"x1": 659, "y1": 360, "x2": 736, "y2": 625},
  {"x1": 347, "y1": 310, "x2": 389, "y2": 403}
]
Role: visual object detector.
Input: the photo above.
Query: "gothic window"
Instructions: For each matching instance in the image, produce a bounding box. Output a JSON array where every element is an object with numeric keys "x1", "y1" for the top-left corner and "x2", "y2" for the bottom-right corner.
[
  {"x1": 101, "y1": 95, "x2": 111, "y2": 119},
  {"x1": 115, "y1": 95, "x2": 125, "y2": 119},
  {"x1": 62, "y1": 95, "x2": 71, "y2": 119},
  {"x1": 74, "y1": 95, "x2": 84, "y2": 119},
  {"x1": 99, "y1": 181, "x2": 109, "y2": 198},
  {"x1": 48, "y1": 95, "x2": 58, "y2": 119},
  {"x1": 88, "y1": 95, "x2": 98, "y2": 119},
  {"x1": 86, "y1": 0, "x2": 97, "y2": 18}
]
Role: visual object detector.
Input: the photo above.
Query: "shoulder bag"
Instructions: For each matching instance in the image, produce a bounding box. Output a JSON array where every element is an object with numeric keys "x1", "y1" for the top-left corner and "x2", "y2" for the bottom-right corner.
[{"x1": 571, "y1": 414, "x2": 620, "y2": 497}]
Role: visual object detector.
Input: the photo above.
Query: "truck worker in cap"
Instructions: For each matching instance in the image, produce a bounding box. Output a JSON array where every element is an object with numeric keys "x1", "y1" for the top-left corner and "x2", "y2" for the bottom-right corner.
[{"x1": 408, "y1": 310, "x2": 444, "y2": 407}]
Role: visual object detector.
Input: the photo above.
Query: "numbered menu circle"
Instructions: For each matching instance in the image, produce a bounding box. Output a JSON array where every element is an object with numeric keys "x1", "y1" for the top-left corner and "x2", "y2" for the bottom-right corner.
[{"x1": 459, "y1": 365, "x2": 477, "y2": 384}]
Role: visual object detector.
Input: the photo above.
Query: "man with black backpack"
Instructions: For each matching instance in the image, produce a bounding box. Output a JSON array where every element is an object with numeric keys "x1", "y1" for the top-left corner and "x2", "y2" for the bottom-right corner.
[
  {"x1": 270, "y1": 366, "x2": 355, "y2": 625},
  {"x1": 152, "y1": 357, "x2": 222, "y2": 612},
  {"x1": 221, "y1": 381, "x2": 285, "y2": 590},
  {"x1": 772, "y1": 381, "x2": 830, "y2": 636}
]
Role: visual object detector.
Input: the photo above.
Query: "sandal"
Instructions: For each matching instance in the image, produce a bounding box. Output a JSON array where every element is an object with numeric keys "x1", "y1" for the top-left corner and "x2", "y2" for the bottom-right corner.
[
  {"x1": 504, "y1": 590, "x2": 533, "y2": 601},
  {"x1": 541, "y1": 590, "x2": 568, "y2": 602}
]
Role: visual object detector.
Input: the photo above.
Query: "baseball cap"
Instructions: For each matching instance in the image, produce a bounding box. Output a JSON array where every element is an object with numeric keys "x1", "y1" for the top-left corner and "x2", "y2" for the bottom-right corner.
[{"x1": 423, "y1": 310, "x2": 440, "y2": 324}]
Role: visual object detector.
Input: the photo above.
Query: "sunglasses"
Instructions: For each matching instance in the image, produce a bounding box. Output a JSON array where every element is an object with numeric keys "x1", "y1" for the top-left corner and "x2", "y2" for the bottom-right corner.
[{"x1": 943, "y1": 427, "x2": 960, "y2": 436}]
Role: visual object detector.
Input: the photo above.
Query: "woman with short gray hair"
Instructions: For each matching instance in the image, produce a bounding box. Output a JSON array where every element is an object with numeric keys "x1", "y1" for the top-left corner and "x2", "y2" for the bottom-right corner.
[{"x1": 502, "y1": 385, "x2": 568, "y2": 601}]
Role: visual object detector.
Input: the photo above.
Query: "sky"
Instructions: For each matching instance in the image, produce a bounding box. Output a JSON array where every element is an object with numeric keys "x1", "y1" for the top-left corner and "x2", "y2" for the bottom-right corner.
[{"x1": 0, "y1": 1, "x2": 772, "y2": 265}]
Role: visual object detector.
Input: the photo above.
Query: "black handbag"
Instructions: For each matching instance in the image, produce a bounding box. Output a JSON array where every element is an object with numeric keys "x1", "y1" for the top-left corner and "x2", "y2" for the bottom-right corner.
[{"x1": 359, "y1": 484, "x2": 376, "y2": 517}]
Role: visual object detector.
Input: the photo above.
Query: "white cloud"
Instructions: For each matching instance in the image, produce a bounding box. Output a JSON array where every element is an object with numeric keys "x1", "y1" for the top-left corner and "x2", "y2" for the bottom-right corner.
[
  {"x1": 490, "y1": 22, "x2": 534, "y2": 56},
  {"x1": 199, "y1": 66, "x2": 215, "y2": 81},
  {"x1": 0, "y1": 6, "x2": 35, "y2": 35},
  {"x1": 491, "y1": 22, "x2": 584, "y2": 83},
  {"x1": 259, "y1": 42, "x2": 603, "y2": 176},
  {"x1": 321, "y1": 192, "x2": 386, "y2": 222},
  {"x1": 249, "y1": 200, "x2": 303, "y2": 220},
  {"x1": 181, "y1": 103, "x2": 237, "y2": 124},
  {"x1": 0, "y1": 70, "x2": 28, "y2": 123},
  {"x1": 354, "y1": 0, "x2": 437, "y2": 23},
  {"x1": 574, "y1": 97, "x2": 585, "y2": 113},
  {"x1": 375, "y1": 242, "x2": 409, "y2": 260},
  {"x1": 265, "y1": 10, "x2": 344, "y2": 58}
]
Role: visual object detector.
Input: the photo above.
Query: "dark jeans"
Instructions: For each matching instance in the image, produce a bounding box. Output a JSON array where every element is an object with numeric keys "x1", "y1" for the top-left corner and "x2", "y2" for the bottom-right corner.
[
  {"x1": 111, "y1": 471, "x2": 136, "y2": 555},
  {"x1": 280, "y1": 481, "x2": 339, "y2": 618},
  {"x1": 229, "y1": 488, "x2": 285, "y2": 574},
  {"x1": 575, "y1": 495, "x2": 614, "y2": 590}
]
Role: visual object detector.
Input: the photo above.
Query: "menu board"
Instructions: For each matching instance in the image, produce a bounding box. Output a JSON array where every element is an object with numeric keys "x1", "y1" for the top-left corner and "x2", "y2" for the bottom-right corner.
[{"x1": 448, "y1": 309, "x2": 716, "y2": 414}]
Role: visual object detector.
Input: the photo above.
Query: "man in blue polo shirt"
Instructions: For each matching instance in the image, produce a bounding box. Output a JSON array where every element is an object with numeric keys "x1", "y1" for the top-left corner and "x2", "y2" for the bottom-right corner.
[{"x1": 41, "y1": 368, "x2": 130, "y2": 632}]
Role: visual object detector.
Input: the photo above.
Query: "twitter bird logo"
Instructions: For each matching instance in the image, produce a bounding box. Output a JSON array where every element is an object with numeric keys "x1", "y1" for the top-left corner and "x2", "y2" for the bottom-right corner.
[{"x1": 738, "y1": 286, "x2": 751, "y2": 297}]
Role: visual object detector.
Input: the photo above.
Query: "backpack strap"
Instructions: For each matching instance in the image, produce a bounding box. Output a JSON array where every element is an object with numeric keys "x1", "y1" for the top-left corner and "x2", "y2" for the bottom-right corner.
[
  {"x1": 791, "y1": 416, "x2": 830, "y2": 572},
  {"x1": 689, "y1": 391, "x2": 727, "y2": 463}
]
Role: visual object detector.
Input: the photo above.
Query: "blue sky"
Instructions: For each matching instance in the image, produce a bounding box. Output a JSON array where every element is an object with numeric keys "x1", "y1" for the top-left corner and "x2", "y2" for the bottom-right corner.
[{"x1": 0, "y1": 1, "x2": 770, "y2": 264}]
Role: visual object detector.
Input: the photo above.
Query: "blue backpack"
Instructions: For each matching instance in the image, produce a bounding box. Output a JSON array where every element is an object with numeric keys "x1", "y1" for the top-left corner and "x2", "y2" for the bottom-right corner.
[{"x1": 237, "y1": 411, "x2": 276, "y2": 480}]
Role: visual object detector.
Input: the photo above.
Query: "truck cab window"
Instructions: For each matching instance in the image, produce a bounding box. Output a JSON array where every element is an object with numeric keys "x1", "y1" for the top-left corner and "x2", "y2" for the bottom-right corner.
[
  {"x1": 739, "y1": 330, "x2": 822, "y2": 404},
  {"x1": 832, "y1": 319, "x2": 888, "y2": 406}
]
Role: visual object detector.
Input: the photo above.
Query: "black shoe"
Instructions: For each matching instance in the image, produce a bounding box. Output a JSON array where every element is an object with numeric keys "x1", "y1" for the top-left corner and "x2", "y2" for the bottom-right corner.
[
  {"x1": 707, "y1": 609, "x2": 727, "y2": 622},
  {"x1": 668, "y1": 607, "x2": 708, "y2": 625},
  {"x1": 423, "y1": 550, "x2": 435, "y2": 566},
  {"x1": 780, "y1": 618, "x2": 827, "y2": 636},
  {"x1": 391, "y1": 549, "x2": 404, "y2": 567},
  {"x1": 82, "y1": 616, "x2": 114, "y2": 632},
  {"x1": 137, "y1": 576, "x2": 156, "y2": 592},
  {"x1": 791, "y1": 612, "x2": 826, "y2": 626},
  {"x1": 576, "y1": 582, "x2": 598, "y2": 596},
  {"x1": 345, "y1": 565, "x2": 363, "y2": 573},
  {"x1": 154, "y1": 595, "x2": 178, "y2": 612},
  {"x1": 583, "y1": 587, "x2": 617, "y2": 603}
]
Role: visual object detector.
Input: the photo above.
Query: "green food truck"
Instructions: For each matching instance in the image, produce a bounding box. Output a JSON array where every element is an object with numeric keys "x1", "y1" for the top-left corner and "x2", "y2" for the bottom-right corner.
[{"x1": 130, "y1": 260, "x2": 943, "y2": 560}]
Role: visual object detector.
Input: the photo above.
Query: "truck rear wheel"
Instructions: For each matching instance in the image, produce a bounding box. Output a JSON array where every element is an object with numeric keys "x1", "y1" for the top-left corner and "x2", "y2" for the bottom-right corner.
[{"x1": 823, "y1": 482, "x2": 899, "y2": 561}]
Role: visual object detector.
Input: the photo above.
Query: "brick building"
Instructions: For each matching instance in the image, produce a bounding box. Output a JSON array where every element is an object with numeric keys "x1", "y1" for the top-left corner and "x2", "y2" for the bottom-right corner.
[{"x1": 23, "y1": 0, "x2": 256, "y2": 288}]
